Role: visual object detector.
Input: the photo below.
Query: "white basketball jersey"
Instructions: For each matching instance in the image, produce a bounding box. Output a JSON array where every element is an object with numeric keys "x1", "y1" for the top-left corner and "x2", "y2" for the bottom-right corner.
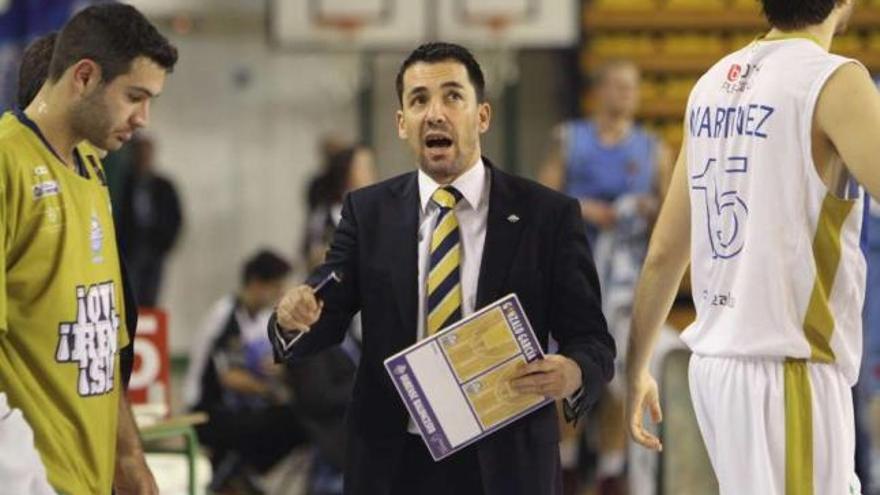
[{"x1": 680, "y1": 36, "x2": 866, "y2": 384}]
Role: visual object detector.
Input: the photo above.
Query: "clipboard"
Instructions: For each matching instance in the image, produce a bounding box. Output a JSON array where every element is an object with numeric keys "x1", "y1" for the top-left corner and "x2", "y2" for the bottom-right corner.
[{"x1": 384, "y1": 294, "x2": 551, "y2": 460}]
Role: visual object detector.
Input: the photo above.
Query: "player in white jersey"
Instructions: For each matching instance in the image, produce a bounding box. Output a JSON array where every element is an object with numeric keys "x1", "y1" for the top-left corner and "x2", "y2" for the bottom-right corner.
[{"x1": 625, "y1": 0, "x2": 880, "y2": 493}]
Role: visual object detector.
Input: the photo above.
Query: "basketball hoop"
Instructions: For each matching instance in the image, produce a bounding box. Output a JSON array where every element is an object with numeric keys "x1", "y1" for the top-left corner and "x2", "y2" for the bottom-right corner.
[
  {"x1": 315, "y1": 14, "x2": 368, "y2": 38},
  {"x1": 465, "y1": 13, "x2": 516, "y2": 40},
  {"x1": 482, "y1": 14, "x2": 515, "y2": 37}
]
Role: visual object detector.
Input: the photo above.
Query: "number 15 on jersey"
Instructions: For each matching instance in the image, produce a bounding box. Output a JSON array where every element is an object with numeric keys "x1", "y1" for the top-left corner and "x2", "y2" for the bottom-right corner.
[{"x1": 691, "y1": 156, "x2": 750, "y2": 260}]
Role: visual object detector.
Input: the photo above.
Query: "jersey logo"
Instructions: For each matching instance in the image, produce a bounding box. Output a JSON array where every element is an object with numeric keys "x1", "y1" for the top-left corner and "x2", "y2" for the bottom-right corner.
[
  {"x1": 32, "y1": 180, "x2": 60, "y2": 200},
  {"x1": 701, "y1": 289, "x2": 738, "y2": 308},
  {"x1": 722, "y1": 63, "x2": 760, "y2": 93},
  {"x1": 727, "y1": 64, "x2": 742, "y2": 82},
  {"x1": 55, "y1": 282, "x2": 121, "y2": 397},
  {"x1": 90, "y1": 211, "x2": 104, "y2": 264}
]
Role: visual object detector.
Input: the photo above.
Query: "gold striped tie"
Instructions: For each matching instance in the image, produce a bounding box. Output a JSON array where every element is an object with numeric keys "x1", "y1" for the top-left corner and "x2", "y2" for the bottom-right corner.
[{"x1": 427, "y1": 186, "x2": 463, "y2": 335}]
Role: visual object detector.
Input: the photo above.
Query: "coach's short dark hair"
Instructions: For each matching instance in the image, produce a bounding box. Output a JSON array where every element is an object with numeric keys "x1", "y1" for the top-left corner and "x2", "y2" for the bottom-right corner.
[
  {"x1": 395, "y1": 42, "x2": 486, "y2": 105},
  {"x1": 759, "y1": 0, "x2": 844, "y2": 30},
  {"x1": 48, "y1": 3, "x2": 178, "y2": 84},
  {"x1": 242, "y1": 250, "x2": 292, "y2": 285},
  {"x1": 17, "y1": 32, "x2": 57, "y2": 108}
]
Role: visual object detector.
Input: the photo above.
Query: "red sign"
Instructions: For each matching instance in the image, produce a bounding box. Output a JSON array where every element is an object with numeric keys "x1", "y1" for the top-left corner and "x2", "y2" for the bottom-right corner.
[{"x1": 127, "y1": 309, "x2": 170, "y2": 416}]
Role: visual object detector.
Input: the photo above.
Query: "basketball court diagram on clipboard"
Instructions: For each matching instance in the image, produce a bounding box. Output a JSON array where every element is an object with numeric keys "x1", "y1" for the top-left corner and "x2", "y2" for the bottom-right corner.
[{"x1": 384, "y1": 294, "x2": 551, "y2": 461}]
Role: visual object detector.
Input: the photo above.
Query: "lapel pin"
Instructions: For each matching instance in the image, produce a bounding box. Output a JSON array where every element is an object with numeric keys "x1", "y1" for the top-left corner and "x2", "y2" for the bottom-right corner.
[{"x1": 507, "y1": 214, "x2": 520, "y2": 223}]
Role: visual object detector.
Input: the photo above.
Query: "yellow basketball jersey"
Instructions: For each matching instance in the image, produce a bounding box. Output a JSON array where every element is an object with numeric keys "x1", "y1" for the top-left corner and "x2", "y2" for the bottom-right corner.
[{"x1": 0, "y1": 111, "x2": 129, "y2": 495}]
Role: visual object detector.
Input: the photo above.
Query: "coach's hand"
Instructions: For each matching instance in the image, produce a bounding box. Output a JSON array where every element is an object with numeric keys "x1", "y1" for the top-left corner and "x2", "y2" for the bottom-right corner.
[
  {"x1": 626, "y1": 370, "x2": 663, "y2": 451},
  {"x1": 277, "y1": 284, "x2": 323, "y2": 333},
  {"x1": 509, "y1": 355, "x2": 582, "y2": 399}
]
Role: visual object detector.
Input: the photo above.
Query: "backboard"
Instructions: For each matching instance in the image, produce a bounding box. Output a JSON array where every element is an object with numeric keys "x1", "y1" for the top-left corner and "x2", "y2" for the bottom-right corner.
[
  {"x1": 270, "y1": 0, "x2": 427, "y2": 50},
  {"x1": 269, "y1": 0, "x2": 579, "y2": 51},
  {"x1": 436, "y1": 0, "x2": 579, "y2": 49}
]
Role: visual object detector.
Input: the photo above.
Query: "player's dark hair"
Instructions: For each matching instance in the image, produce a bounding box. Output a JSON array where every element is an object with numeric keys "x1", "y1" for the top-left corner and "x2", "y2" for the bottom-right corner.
[
  {"x1": 17, "y1": 32, "x2": 57, "y2": 108},
  {"x1": 759, "y1": 0, "x2": 843, "y2": 30},
  {"x1": 48, "y1": 3, "x2": 177, "y2": 84},
  {"x1": 396, "y1": 41, "x2": 486, "y2": 105},
  {"x1": 242, "y1": 250, "x2": 292, "y2": 285}
]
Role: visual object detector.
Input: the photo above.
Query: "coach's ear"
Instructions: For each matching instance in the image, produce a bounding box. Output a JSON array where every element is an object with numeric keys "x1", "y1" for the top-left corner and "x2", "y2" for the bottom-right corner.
[{"x1": 397, "y1": 109, "x2": 407, "y2": 140}]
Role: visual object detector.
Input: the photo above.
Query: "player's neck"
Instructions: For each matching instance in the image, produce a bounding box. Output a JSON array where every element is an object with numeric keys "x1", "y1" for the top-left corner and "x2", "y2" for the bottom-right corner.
[
  {"x1": 766, "y1": 21, "x2": 835, "y2": 51},
  {"x1": 24, "y1": 91, "x2": 81, "y2": 170}
]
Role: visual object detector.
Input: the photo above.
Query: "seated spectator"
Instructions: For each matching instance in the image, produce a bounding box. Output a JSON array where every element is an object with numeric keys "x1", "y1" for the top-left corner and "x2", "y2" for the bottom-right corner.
[{"x1": 183, "y1": 250, "x2": 307, "y2": 493}]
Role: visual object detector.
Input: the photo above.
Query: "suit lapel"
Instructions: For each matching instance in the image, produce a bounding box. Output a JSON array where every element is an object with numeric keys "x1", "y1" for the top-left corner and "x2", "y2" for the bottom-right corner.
[
  {"x1": 387, "y1": 173, "x2": 420, "y2": 346},
  {"x1": 477, "y1": 161, "x2": 525, "y2": 308}
]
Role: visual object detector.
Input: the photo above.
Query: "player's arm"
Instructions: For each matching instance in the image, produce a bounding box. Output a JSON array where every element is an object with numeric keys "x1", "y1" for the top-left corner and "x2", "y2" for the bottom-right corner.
[
  {"x1": 114, "y1": 395, "x2": 158, "y2": 494},
  {"x1": 625, "y1": 136, "x2": 691, "y2": 451},
  {"x1": 815, "y1": 62, "x2": 880, "y2": 200}
]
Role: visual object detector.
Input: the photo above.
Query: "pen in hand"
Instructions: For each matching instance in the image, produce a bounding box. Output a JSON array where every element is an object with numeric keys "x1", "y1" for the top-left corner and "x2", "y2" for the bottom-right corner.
[
  {"x1": 313, "y1": 270, "x2": 343, "y2": 297},
  {"x1": 276, "y1": 270, "x2": 343, "y2": 333}
]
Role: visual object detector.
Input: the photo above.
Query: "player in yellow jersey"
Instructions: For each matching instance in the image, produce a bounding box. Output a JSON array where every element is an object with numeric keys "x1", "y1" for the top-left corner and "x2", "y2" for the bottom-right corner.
[
  {"x1": 0, "y1": 31, "x2": 65, "y2": 495},
  {"x1": 0, "y1": 4, "x2": 177, "y2": 494}
]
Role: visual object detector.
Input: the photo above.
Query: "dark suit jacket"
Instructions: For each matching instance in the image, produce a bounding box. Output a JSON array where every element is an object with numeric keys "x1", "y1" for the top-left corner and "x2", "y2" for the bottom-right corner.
[{"x1": 269, "y1": 161, "x2": 615, "y2": 495}]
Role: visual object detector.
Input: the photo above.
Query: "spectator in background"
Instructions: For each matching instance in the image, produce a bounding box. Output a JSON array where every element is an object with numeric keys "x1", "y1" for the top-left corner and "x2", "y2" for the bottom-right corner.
[
  {"x1": 183, "y1": 250, "x2": 308, "y2": 494},
  {"x1": 540, "y1": 59, "x2": 668, "y2": 495},
  {"x1": 302, "y1": 144, "x2": 377, "y2": 270},
  {"x1": 540, "y1": 59, "x2": 664, "y2": 243},
  {"x1": 117, "y1": 134, "x2": 183, "y2": 306},
  {"x1": 305, "y1": 133, "x2": 356, "y2": 209},
  {"x1": 16, "y1": 32, "x2": 57, "y2": 110},
  {"x1": 297, "y1": 143, "x2": 375, "y2": 494}
]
